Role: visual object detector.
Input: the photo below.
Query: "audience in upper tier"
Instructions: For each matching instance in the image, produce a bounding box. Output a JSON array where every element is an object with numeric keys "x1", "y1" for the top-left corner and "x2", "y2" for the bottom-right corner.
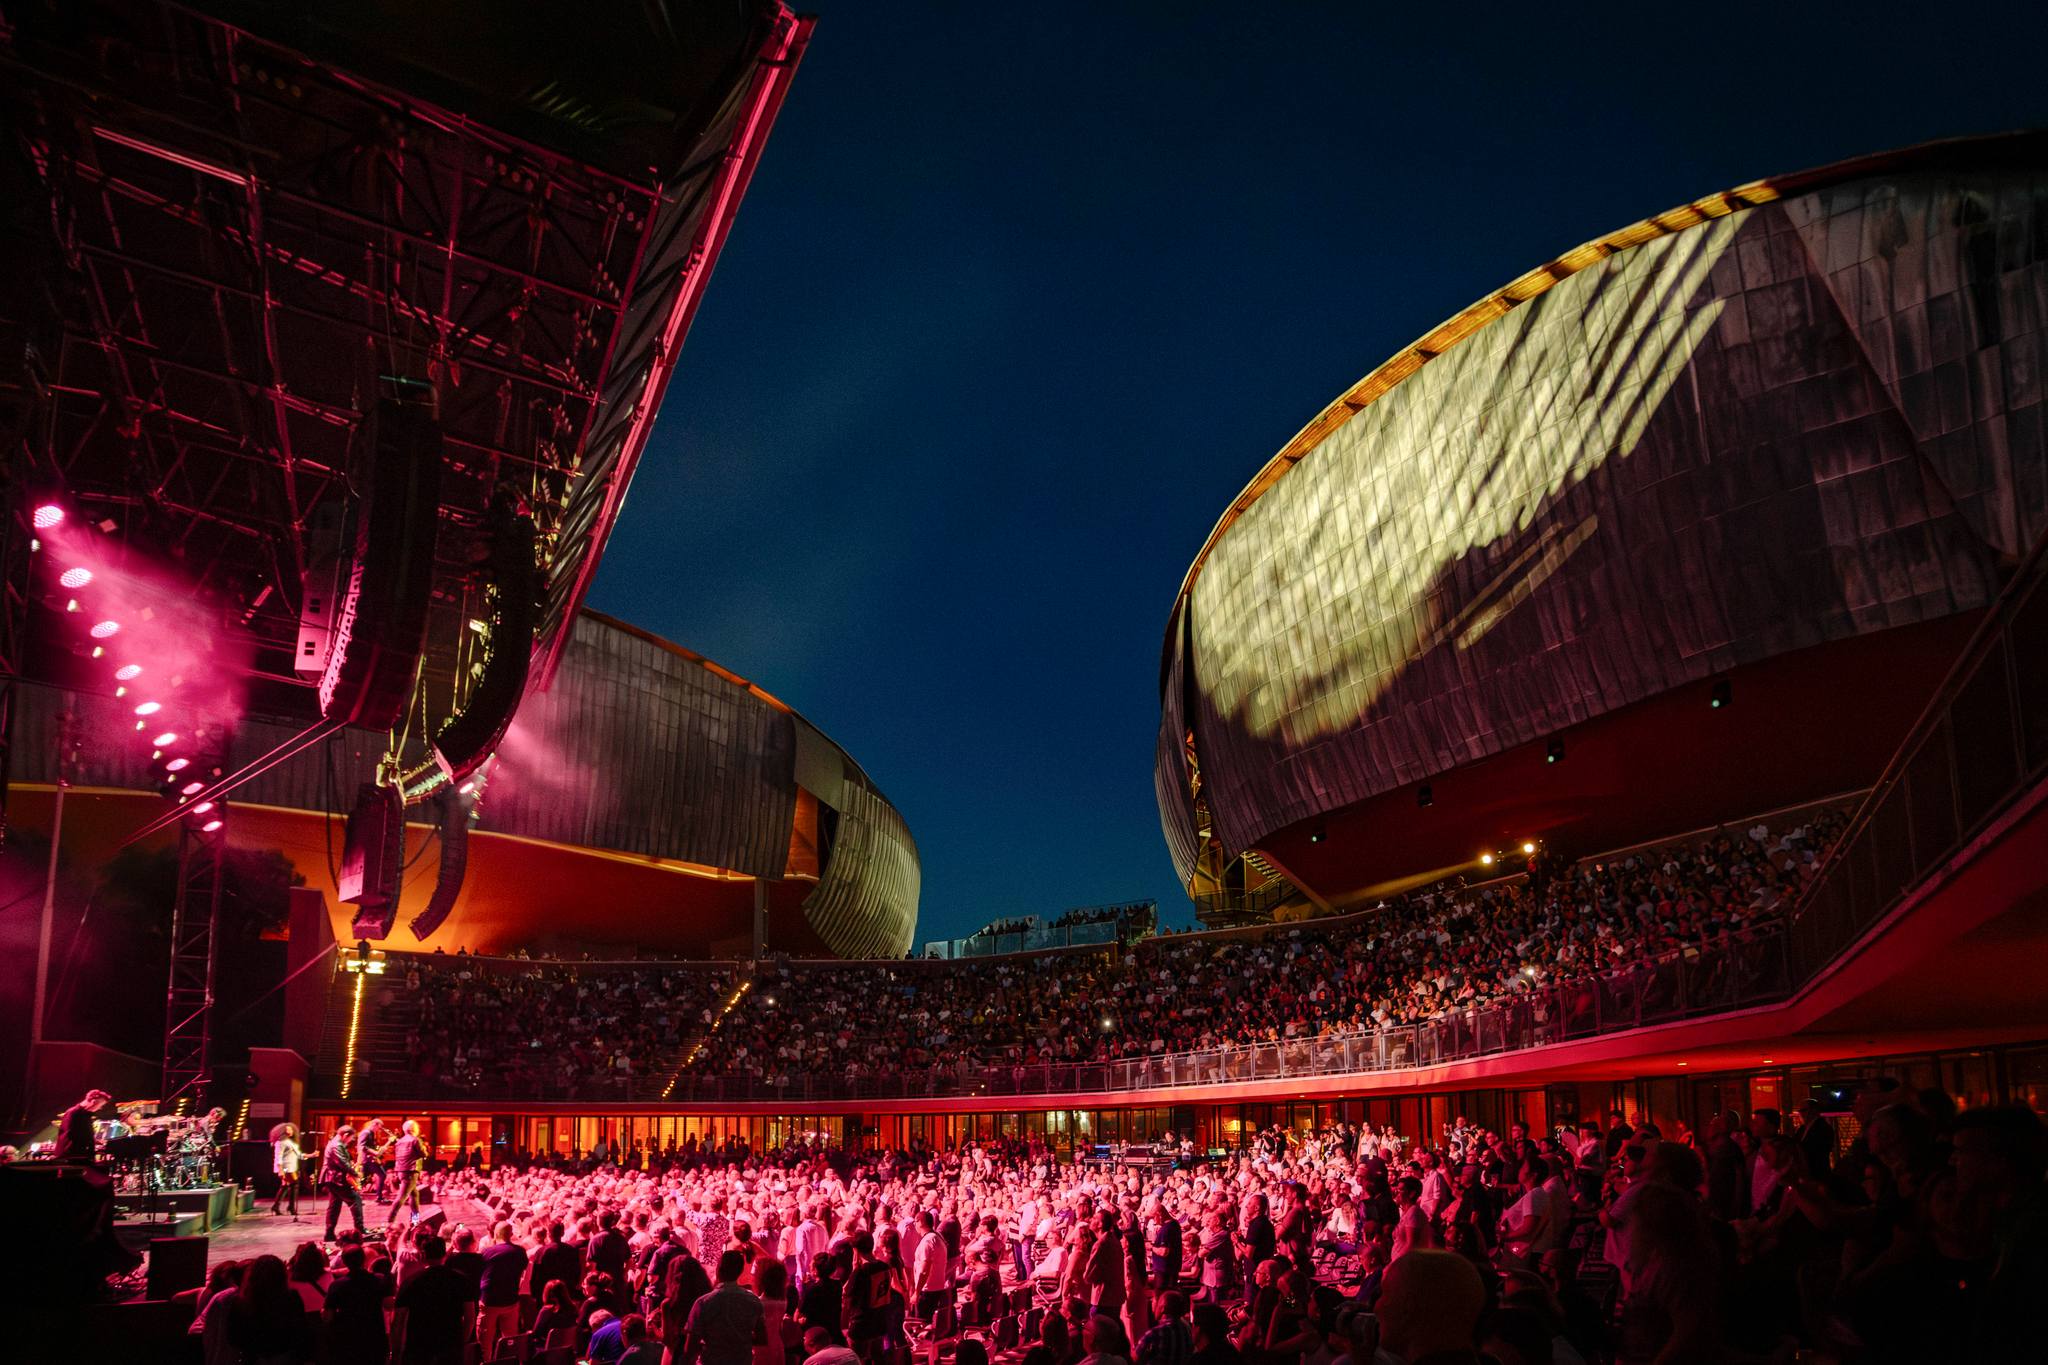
[
  {"x1": 389, "y1": 813, "x2": 1843, "y2": 1098},
  {"x1": 212, "y1": 1084, "x2": 2044, "y2": 1364},
  {"x1": 401, "y1": 962, "x2": 739, "y2": 1098}
]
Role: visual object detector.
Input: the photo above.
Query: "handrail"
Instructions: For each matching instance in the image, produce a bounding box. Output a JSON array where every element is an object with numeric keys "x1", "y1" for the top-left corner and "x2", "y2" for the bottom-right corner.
[
  {"x1": 1784, "y1": 529, "x2": 2048, "y2": 983},
  {"x1": 327, "y1": 921, "x2": 1792, "y2": 1104},
  {"x1": 324, "y1": 548, "x2": 2048, "y2": 1109}
]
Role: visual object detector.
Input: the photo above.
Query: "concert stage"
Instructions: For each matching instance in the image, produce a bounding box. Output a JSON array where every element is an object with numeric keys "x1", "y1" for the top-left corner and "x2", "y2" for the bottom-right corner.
[{"x1": 113, "y1": 1184, "x2": 249, "y2": 1238}]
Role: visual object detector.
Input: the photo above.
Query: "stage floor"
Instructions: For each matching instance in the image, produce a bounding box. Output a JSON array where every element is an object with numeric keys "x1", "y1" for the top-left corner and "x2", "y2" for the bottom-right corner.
[{"x1": 124, "y1": 1192, "x2": 499, "y2": 1298}]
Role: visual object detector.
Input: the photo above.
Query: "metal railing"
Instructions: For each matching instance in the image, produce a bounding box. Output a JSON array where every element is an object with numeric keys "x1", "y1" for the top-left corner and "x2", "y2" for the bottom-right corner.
[
  {"x1": 333, "y1": 923, "x2": 1791, "y2": 1104},
  {"x1": 1786, "y1": 536, "x2": 2048, "y2": 985},
  {"x1": 325, "y1": 536, "x2": 2048, "y2": 1108},
  {"x1": 921, "y1": 920, "x2": 1123, "y2": 959}
]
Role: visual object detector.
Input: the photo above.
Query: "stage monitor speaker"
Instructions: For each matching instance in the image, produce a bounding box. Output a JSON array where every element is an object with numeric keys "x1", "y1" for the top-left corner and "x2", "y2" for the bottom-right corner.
[
  {"x1": 416, "y1": 1208, "x2": 446, "y2": 1236},
  {"x1": 147, "y1": 1235, "x2": 209, "y2": 1300},
  {"x1": 229, "y1": 1140, "x2": 274, "y2": 1191},
  {"x1": 340, "y1": 782, "x2": 406, "y2": 938},
  {"x1": 319, "y1": 395, "x2": 442, "y2": 730}
]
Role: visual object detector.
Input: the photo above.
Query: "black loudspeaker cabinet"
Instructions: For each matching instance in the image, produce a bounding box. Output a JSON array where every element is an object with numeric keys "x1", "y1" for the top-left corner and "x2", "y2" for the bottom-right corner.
[
  {"x1": 229, "y1": 1139, "x2": 277, "y2": 1195},
  {"x1": 147, "y1": 1235, "x2": 210, "y2": 1300}
]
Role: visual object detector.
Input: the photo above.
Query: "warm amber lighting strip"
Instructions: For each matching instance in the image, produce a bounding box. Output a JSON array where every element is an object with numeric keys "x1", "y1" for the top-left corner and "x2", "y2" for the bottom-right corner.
[
  {"x1": 662, "y1": 977, "x2": 753, "y2": 1099},
  {"x1": 340, "y1": 970, "x2": 366, "y2": 1100}
]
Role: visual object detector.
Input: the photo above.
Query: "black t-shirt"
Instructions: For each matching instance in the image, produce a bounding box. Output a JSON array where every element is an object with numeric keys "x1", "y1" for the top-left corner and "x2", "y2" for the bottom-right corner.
[
  {"x1": 55, "y1": 1104, "x2": 98, "y2": 1162},
  {"x1": 847, "y1": 1261, "x2": 895, "y2": 1338},
  {"x1": 799, "y1": 1275, "x2": 842, "y2": 1330},
  {"x1": 396, "y1": 1263, "x2": 478, "y2": 1363},
  {"x1": 591, "y1": 1228, "x2": 631, "y2": 1278},
  {"x1": 479, "y1": 1240, "x2": 530, "y2": 1307},
  {"x1": 448, "y1": 1249, "x2": 485, "y2": 1293},
  {"x1": 325, "y1": 1270, "x2": 392, "y2": 1353},
  {"x1": 534, "y1": 1241, "x2": 583, "y2": 1299}
]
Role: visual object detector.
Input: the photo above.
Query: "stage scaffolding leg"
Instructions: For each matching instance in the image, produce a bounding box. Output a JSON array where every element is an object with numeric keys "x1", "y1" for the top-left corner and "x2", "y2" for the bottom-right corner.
[
  {"x1": 0, "y1": 495, "x2": 29, "y2": 848},
  {"x1": 161, "y1": 824, "x2": 226, "y2": 1108}
]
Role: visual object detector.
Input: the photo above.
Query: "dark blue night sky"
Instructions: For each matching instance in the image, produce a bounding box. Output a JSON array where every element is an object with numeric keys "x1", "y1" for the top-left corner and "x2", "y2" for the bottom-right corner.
[{"x1": 588, "y1": 2, "x2": 2048, "y2": 944}]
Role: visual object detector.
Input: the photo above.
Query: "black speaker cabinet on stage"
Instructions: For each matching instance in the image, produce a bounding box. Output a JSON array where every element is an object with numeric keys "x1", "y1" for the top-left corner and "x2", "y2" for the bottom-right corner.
[
  {"x1": 229, "y1": 1139, "x2": 276, "y2": 1195},
  {"x1": 147, "y1": 1235, "x2": 210, "y2": 1300}
]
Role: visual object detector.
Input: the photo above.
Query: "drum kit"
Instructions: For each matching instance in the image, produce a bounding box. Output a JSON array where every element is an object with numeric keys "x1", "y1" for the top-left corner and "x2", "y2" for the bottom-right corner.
[{"x1": 99, "y1": 1101, "x2": 221, "y2": 1191}]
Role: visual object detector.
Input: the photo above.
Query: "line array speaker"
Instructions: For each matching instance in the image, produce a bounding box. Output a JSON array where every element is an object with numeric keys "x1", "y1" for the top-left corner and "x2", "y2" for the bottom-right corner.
[{"x1": 319, "y1": 396, "x2": 442, "y2": 729}]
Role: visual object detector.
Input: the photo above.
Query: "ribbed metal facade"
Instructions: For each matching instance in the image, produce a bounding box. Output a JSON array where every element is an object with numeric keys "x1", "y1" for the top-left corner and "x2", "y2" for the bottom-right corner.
[
  {"x1": 487, "y1": 618, "x2": 798, "y2": 877},
  {"x1": 1160, "y1": 140, "x2": 2048, "y2": 884},
  {"x1": 798, "y1": 741, "x2": 923, "y2": 961},
  {"x1": 10, "y1": 612, "x2": 919, "y2": 956}
]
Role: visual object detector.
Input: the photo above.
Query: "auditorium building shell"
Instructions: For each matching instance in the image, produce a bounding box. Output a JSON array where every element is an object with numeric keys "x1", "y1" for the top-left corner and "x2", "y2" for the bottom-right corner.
[
  {"x1": 281, "y1": 139, "x2": 2048, "y2": 1160},
  {"x1": 7, "y1": 610, "x2": 920, "y2": 960},
  {"x1": 1158, "y1": 133, "x2": 2048, "y2": 919}
]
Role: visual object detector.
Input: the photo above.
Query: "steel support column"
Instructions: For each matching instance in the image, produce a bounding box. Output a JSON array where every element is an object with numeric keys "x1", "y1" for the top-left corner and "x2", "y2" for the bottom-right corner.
[{"x1": 160, "y1": 822, "x2": 227, "y2": 1107}]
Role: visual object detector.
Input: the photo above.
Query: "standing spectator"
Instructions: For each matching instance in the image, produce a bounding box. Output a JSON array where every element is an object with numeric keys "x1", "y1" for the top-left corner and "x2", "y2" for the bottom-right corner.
[
  {"x1": 392, "y1": 1233, "x2": 479, "y2": 1365},
  {"x1": 1795, "y1": 1099, "x2": 1837, "y2": 1180},
  {"x1": 321, "y1": 1244, "x2": 391, "y2": 1364},
  {"x1": 476, "y1": 1220, "x2": 528, "y2": 1353},
  {"x1": 1136, "y1": 1290, "x2": 1191, "y2": 1365},
  {"x1": 1235, "y1": 1196, "x2": 1274, "y2": 1306},
  {"x1": 1375, "y1": 1251, "x2": 1483, "y2": 1365},
  {"x1": 228, "y1": 1255, "x2": 309, "y2": 1365},
  {"x1": 685, "y1": 1249, "x2": 768, "y2": 1365},
  {"x1": 533, "y1": 1220, "x2": 584, "y2": 1303},
  {"x1": 1390, "y1": 1179, "x2": 1434, "y2": 1261},
  {"x1": 1085, "y1": 1209, "x2": 1128, "y2": 1318},
  {"x1": 1747, "y1": 1110, "x2": 1784, "y2": 1215},
  {"x1": 911, "y1": 1211, "x2": 950, "y2": 1324}
]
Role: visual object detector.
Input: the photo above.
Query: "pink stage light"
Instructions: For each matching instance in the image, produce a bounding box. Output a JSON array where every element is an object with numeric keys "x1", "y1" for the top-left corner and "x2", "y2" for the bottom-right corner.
[
  {"x1": 60, "y1": 567, "x2": 93, "y2": 589},
  {"x1": 33, "y1": 504, "x2": 64, "y2": 530},
  {"x1": 165, "y1": 757, "x2": 190, "y2": 772},
  {"x1": 191, "y1": 801, "x2": 215, "y2": 815},
  {"x1": 152, "y1": 732, "x2": 179, "y2": 747},
  {"x1": 180, "y1": 780, "x2": 205, "y2": 795},
  {"x1": 91, "y1": 620, "x2": 120, "y2": 639},
  {"x1": 201, "y1": 819, "x2": 224, "y2": 833},
  {"x1": 114, "y1": 664, "x2": 142, "y2": 680},
  {"x1": 133, "y1": 700, "x2": 162, "y2": 715}
]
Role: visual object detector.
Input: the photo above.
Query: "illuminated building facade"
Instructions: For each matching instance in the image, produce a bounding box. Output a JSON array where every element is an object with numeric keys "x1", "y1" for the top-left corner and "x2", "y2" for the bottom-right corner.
[{"x1": 1159, "y1": 135, "x2": 2048, "y2": 916}]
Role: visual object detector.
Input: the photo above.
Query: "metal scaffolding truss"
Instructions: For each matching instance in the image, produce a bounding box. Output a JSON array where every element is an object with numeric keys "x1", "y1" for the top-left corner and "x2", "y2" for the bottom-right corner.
[
  {"x1": 2, "y1": 0, "x2": 811, "y2": 733},
  {"x1": 160, "y1": 819, "x2": 227, "y2": 1107}
]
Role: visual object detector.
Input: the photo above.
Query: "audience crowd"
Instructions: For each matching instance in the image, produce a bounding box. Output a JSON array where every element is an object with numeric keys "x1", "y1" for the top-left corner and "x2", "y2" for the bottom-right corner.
[
  {"x1": 401, "y1": 963, "x2": 737, "y2": 1098},
  {"x1": 383, "y1": 814, "x2": 1843, "y2": 1097},
  {"x1": 179, "y1": 1078, "x2": 2041, "y2": 1363}
]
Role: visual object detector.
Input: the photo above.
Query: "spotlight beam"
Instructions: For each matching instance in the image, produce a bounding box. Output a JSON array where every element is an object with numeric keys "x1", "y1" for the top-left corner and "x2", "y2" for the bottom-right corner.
[{"x1": 120, "y1": 715, "x2": 344, "y2": 847}]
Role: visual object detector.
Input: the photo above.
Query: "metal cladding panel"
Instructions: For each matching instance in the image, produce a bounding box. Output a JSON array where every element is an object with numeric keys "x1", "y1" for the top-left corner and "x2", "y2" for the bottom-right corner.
[
  {"x1": 1155, "y1": 603, "x2": 1202, "y2": 884},
  {"x1": 801, "y1": 771, "x2": 920, "y2": 959},
  {"x1": 1165, "y1": 160, "x2": 2048, "y2": 867},
  {"x1": 483, "y1": 616, "x2": 797, "y2": 876}
]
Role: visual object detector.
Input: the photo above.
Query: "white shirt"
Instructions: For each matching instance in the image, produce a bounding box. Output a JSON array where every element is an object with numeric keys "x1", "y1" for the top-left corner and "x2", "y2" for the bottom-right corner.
[
  {"x1": 1751, "y1": 1152, "x2": 1781, "y2": 1214},
  {"x1": 912, "y1": 1229, "x2": 949, "y2": 1293},
  {"x1": 273, "y1": 1138, "x2": 302, "y2": 1176}
]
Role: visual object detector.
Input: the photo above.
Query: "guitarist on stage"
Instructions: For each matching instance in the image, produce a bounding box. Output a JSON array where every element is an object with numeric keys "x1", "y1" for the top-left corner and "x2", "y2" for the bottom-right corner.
[
  {"x1": 386, "y1": 1118, "x2": 426, "y2": 1227},
  {"x1": 356, "y1": 1118, "x2": 393, "y2": 1200},
  {"x1": 320, "y1": 1124, "x2": 366, "y2": 1242}
]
